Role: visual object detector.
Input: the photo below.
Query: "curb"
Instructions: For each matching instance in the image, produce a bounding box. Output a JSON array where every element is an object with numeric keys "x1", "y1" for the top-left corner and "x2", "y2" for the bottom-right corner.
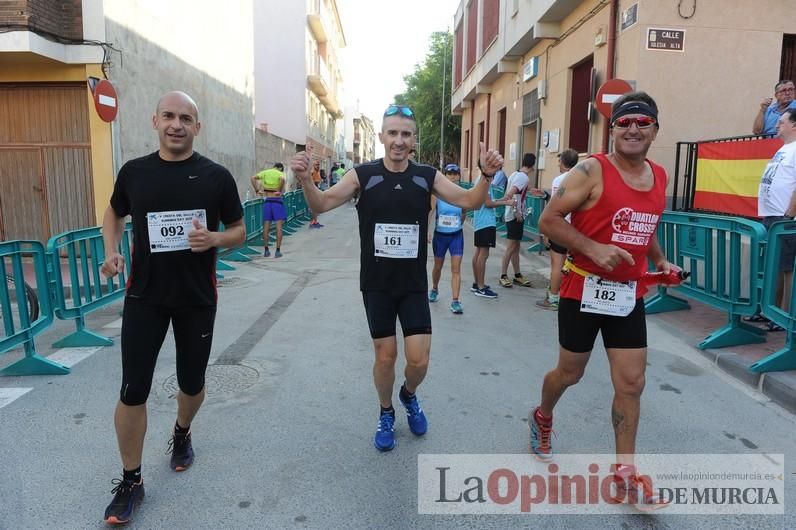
[
  {"x1": 701, "y1": 349, "x2": 796, "y2": 414},
  {"x1": 522, "y1": 243, "x2": 796, "y2": 415}
]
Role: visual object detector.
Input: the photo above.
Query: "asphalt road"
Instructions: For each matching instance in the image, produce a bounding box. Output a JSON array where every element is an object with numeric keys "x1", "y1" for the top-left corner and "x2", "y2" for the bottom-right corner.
[{"x1": 1, "y1": 203, "x2": 793, "y2": 529}]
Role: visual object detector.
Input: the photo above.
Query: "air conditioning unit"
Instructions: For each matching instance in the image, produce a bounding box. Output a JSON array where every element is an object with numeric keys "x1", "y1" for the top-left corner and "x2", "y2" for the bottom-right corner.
[
  {"x1": 538, "y1": 80, "x2": 547, "y2": 100},
  {"x1": 523, "y1": 56, "x2": 538, "y2": 81}
]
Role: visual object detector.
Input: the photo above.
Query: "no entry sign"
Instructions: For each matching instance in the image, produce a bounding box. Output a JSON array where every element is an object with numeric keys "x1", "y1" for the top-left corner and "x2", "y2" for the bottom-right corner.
[
  {"x1": 595, "y1": 78, "x2": 633, "y2": 119},
  {"x1": 90, "y1": 79, "x2": 119, "y2": 122}
]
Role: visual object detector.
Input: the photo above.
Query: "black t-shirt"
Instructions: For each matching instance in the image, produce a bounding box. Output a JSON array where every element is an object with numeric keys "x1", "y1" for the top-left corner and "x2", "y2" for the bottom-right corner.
[
  {"x1": 355, "y1": 159, "x2": 436, "y2": 292},
  {"x1": 110, "y1": 151, "x2": 243, "y2": 307}
]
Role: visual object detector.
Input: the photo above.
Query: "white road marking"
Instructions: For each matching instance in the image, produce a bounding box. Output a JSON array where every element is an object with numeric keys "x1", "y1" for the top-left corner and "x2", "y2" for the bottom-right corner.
[
  {"x1": 104, "y1": 318, "x2": 123, "y2": 329},
  {"x1": 0, "y1": 387, "x2": 33, "y2": 409},
  {"x1": 47, "y1": 347, "x2": 102, "y2": 368}
]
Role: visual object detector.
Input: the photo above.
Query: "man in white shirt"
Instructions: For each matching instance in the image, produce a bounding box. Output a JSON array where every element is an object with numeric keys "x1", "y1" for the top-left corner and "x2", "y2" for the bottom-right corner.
[
  {"x1": 537, "y1": 148, "x2": 579, "y2": 310},
  {"x1": 758, "y1": 108, "x2": 796, "y2": 316},
  {"x1": 499, "y1": 153, "x2": 535, "y2": 288}
]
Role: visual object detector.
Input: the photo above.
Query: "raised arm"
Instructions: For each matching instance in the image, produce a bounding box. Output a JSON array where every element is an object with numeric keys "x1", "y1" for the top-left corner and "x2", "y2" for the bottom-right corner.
[
  {"x1": 433, "y1": 142, "x2": 503, "y2": 209},
  {"x1": 290, "y1": 151, "x2": 359, "y2": 213},
  {"x1": 753, "y1": 97, "x2": 771, "y2": 135}
]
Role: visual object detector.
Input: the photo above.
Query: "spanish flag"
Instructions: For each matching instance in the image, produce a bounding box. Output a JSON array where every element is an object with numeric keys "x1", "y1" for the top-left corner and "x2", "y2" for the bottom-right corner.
[{"x1": 693, "y1": 138, "x2": 783, "y2": 217}]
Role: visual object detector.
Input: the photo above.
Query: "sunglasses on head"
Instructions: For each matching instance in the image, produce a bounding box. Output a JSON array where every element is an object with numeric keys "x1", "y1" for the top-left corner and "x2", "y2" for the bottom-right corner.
[
  {"x1": 384, "y1": 104, "x2": 415, "y2": 119},
  {"x1": 612, "y1": 116, "x2": 657, "y2": 129}
]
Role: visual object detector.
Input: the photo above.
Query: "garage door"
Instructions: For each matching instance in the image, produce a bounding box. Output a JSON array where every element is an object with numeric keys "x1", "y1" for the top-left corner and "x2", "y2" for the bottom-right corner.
[{"x1": 0, "y1": 83, "x2": 94, "y2": 241}]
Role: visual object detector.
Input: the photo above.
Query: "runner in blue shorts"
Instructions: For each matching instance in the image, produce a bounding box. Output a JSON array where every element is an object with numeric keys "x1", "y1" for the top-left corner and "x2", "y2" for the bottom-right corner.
[
  {"x1": 429, "y1": 164, "x2": 467, "y2": 313},
  {"x1": 251, "y1": 162, "x2": 286, "y2": 257}
]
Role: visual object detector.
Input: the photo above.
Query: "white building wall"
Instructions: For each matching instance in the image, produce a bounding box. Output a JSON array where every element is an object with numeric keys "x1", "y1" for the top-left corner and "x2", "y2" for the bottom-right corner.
[
  {"x1": 253, "y1": 0, "x2": 307, "y2": 144},
  {"x1": 103, "y1": 0, "x2": 256, "y2": 189}
]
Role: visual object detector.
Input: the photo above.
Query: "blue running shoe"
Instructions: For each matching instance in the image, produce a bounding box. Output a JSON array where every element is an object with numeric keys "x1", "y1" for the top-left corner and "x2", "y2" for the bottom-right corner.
[
  {"x1": 474, "y1": 287, "x2": 498, "y2": 299},
  {"x1": 167, "y1": 431, "x2": 194, "y2": 471},
  {"x1": 450, "y1": 300, "x2": 463, "y2": 314},
  {"x1": 374, "y1": 412, "x2": 396, "y2": 451},
  {"x1": 104, "y1": 477, "x2": 145, "y2": 525},
  {"x1": 400, "y1": 393, "x2": 428, "y2": 436},
  {"x1": 274, "y1": 249, "x2": 282, "y2": 258},
  {"x1": 529, "y1": 407, "x2": 553, "y2": 462},
  {"x1": 428, "y1": 289, "x2": 439, "y2": 303},
  {"x1": 263, "y1": 248, "x2": 270, "y2": 257}
]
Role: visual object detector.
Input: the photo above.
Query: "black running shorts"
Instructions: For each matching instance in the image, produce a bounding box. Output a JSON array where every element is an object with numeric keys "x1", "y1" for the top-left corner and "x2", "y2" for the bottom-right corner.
[
  {"x1": 505, "y1": 219, "x2": 524, "y2": 241},
  {"x1": 548, "y1": 239, "x2": 567, "y2": 255},
  {"x1": 362, "y1": 290, "x2": 432, "y2": 339},
  {"x1": 120, "y1": 297, "x2": 217, "y2": 406},
  {"x1": 474, "y1": 227, "x2": 497, "y2": 248},
  {"x1": 558, "y1": 297, "x2": 647, "y2": 353}
]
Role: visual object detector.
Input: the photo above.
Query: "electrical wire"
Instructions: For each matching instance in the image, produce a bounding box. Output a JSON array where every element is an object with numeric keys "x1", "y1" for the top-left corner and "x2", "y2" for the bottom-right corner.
[
  {"x1": 678, "y1": 0, "x2": 697, "y2": 19},
  {"x1": 0, "y1": 24, "x2": 121, "y2": 78}
]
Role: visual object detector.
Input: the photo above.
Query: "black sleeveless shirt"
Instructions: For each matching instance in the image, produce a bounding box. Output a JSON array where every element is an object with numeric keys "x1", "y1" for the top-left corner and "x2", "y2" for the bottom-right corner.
[{"x1": 355, "y1": 159, "x2": 437, "y2": 292}]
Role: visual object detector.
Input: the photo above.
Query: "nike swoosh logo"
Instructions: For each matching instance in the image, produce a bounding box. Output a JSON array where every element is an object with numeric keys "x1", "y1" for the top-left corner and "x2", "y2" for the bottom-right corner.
[
  {"x1": 188, "y1": 175, "x2": 199, "y2": 180},
  {"x1": 201, "y1": 332, "x2": 211, "y2": 338}
]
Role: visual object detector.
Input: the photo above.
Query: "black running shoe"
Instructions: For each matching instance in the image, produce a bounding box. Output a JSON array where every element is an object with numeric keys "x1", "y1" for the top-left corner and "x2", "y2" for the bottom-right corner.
[
  {"x1": 167, "y1": 431, "x2": 195, "y2": 471},
  {"x1": 104, "y1": 477, "x2": 144, "y2": 525}
]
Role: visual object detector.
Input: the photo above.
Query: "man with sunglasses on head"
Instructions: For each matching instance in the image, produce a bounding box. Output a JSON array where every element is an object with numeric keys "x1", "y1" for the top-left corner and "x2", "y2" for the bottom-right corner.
[
  {"x1": 529, "y1": 91, "x2": 674, "y2": 511},
  {"x1": 291, "y1": 104, "x2": 503, "y2": 451},
  {"x1": 753, "y1": 80, "x2": 796, "y2": 136}
]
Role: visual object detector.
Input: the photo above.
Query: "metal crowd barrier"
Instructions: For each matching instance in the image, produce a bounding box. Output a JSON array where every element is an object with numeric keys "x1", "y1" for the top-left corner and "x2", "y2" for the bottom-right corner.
[
  {"x1": 221, "y1": 198, "x2": 263, "y2": 263},
  {"x1": 0, "y1": 240, "x2": 68, "y2": 375},
  {"x1": 751, "y1": 220, "x2": 796, "y2": 372},
  {"x1": 2, "y1": 191, "x2": 321, "y2": 376},
  {"x1": 493, "y1": 186, "x2": 507, "y2": 232},
  {"x1": 524, "y1": 195, "x2": 546, "y2": 251},
  {"x1": 644, "y1": 211, "x2": 767, "y2": 349},
  {"x1": 47, "y1": 225, "x2": 133, "y2": 348}
]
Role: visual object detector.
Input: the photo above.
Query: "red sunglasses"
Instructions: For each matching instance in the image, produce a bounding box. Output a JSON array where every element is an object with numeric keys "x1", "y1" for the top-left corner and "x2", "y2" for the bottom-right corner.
[{"x1": 612, "y1": 116, "x2": 657, "y2": 129}]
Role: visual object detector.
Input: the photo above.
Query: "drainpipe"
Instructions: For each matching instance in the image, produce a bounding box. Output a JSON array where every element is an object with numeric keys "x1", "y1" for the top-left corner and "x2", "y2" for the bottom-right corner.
[
  {"x1": 469, "y1": 102, "x2": 475, "y2": 181},
  {"x1": 486, "y1": 93, "x2": 491, "y2": 149},
  {"x1": 601, "y1": 0, "x2": 619, "y2": 153}
]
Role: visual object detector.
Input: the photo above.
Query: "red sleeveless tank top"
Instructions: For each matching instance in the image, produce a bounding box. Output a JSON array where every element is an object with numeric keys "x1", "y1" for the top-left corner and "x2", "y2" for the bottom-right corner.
[{"x1": 560, "y1": 153, "x2": 667, "y2": 300}]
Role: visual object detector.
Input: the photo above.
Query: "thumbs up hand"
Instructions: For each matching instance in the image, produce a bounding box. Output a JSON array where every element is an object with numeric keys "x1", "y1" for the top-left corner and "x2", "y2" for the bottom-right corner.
[
  {"x1": 478, "y1": 142, "x2": 503, "y2": 177},
  {"x1": 188, "y1": 217, "x2": 216, "y2": 252},
  {"x1": 290, "y1": 146, "x2": 314, "y2": 186}
]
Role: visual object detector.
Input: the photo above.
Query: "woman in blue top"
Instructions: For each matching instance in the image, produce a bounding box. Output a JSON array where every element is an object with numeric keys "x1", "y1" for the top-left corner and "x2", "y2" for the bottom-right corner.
[{"x1": 429, "y1": 164, "x2": 467, "y2": 313}]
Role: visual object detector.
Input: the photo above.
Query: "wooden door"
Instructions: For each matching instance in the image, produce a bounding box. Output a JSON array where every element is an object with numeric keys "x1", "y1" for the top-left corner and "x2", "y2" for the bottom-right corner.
[
  {"x1": 0, "y1": 83, "x2": 93, "y2": 241},
  {"x1": 0, "y1": 149, "x2": 46, "y2": 241}
]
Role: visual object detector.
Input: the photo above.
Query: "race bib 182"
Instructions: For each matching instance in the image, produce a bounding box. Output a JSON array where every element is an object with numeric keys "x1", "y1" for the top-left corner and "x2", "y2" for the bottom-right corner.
[{"x1": 580, "y1": 275, "x2": 637, "y2": 316}]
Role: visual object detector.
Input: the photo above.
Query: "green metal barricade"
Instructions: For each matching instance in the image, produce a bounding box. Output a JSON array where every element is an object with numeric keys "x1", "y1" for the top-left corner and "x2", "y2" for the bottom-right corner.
[
  {"x1": 0, "y1": 240, "x2": 68, "y2": 375},
  {"x1": 644, "y1": 211, "x2": 767, "y2": 349},
  {"x1": 493, "y1": 186, "x2": 507, "y2": 231},
  {"x1": 751, "y1": 220, "x2": 796, "y2": 372},
  {"x1": 47, "y1": 225, "x2": 133, "y2": 348},
  {"x1": 524, "y1": 195, "x2": 546, "y2": 251},
  {"x1": 222, "y1": 200, "x2": 259, "y2": 263},
  {"x1": 457, "y1": 181, "x2": 475, "y2": 218},
  {"x1": 240, "y1": 198, "x2": 264, "y2": 252},
  {"x1": 282, "y1": 192, "x2": 299, "y2": 235},
  {"x1": 295, "y1": 190, "x2": 311, "y2": 221}
]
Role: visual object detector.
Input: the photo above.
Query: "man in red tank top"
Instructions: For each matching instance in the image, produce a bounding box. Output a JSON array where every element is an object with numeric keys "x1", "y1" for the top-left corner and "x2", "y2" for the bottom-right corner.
[{"x1": 529, "y1": 92, "x2": 676, "y2": 511}]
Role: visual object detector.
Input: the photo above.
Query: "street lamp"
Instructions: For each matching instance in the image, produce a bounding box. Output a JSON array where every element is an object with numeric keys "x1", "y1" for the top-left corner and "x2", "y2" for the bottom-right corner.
[{"x1": 439, "y1": 31, "x2": 448, "y2": 168}]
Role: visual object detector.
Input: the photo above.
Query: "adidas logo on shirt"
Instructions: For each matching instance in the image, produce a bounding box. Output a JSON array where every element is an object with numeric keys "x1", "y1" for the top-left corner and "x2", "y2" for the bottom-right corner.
[{"x1": 394, "y1": 184, "x2": 403, "y2": 190}]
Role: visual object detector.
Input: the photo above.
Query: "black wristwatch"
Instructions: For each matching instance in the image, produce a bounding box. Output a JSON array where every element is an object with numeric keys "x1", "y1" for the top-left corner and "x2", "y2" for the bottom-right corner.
[{"x1": 477, "y1": 161, "x2": 495, "y2": 179}]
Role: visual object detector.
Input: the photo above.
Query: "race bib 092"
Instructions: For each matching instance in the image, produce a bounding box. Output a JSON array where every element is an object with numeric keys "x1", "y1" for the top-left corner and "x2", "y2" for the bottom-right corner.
[{"x1": 147, "y1": 209, "x2": 207, "y2": 253}]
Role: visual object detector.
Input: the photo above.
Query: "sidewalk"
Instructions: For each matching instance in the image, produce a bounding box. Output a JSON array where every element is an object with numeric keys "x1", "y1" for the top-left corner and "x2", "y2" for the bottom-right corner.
[{"x1": 521, "y1": 240, "x2": 796, "y2": 415}]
